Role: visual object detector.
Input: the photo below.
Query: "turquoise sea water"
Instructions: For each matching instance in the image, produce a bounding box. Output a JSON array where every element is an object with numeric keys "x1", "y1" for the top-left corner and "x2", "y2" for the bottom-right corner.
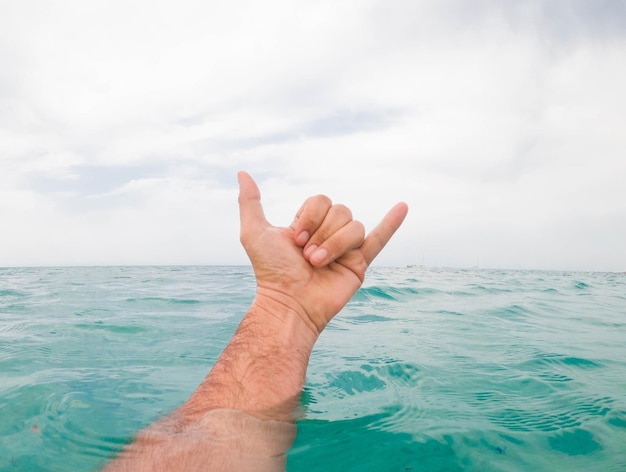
[{"x1": 1, "y1": 266, "x2": 625, "y2": 471}]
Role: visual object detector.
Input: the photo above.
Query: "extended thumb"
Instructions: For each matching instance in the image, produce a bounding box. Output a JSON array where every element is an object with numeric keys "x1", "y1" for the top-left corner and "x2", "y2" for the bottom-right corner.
[{"x1": 237, "y1": 171, "x2": 268, "y2": 234}]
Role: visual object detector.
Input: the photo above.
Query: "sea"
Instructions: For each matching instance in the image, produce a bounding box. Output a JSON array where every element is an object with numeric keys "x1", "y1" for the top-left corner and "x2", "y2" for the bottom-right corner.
[{"x1": 1, "y1": 266, "x2": 625, "y2": 471}]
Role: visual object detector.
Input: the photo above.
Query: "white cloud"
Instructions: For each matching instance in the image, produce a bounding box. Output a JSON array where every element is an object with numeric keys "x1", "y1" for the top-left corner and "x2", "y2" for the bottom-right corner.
[{"x1": 1, "y1": 0, "x2": 625, "y2": 270}]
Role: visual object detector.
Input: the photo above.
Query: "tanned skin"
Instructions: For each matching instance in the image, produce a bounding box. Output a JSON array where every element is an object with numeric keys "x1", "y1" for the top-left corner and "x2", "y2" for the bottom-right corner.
[{"x1": 103, "y1": 171, "x2": 408, "y2": 471}]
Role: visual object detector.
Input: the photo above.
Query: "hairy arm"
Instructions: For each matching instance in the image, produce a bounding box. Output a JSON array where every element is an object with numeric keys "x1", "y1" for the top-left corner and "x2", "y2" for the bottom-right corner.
[{"x1": 103, "y1": 172, "x2": 408, "y2": 471}]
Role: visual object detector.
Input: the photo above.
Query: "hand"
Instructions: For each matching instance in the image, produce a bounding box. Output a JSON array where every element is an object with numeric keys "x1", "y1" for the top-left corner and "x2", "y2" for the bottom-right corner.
[
  {"x1": 238, "y1": 171, "x2": 408, "y2": 333},
  {"x1": 103, "y1": 172, "x2": 407, "y2": 471}
]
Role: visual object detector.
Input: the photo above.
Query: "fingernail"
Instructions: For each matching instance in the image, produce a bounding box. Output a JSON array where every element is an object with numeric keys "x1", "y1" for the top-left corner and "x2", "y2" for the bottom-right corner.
[
  {"x1": 296, "y1": 231, "x2": 310, "y2": 246},
  {"x1": 311, "y1": 247, "x2": 328, "y2": 265},
  {"x1": 304, "y1": 244, "x2": 317, "y2": 259}
]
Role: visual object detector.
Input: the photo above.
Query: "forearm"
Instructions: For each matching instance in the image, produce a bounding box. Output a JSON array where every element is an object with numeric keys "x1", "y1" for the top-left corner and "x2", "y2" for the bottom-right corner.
[
  {"x1": 103, "y1": 408, "x2": 297, "y2": 472},
  {"x1": 181, "y1": 290, "x2": 319, "y2": 420},
  {"x1": 103, "y1": 293, "x2": 318, "y2": 471}
]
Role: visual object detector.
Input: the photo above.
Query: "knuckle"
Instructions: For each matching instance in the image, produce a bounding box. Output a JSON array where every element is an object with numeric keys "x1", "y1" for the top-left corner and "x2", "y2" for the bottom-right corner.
[
  {"x1": 309, "y1": 194, "x2": 332, "y2": 208},
  {"x1": 299, "y1": 195, "x2": 332, "y2": 225},
  {"x1": 331, "y1": 203, "x2": 352, "y2": 220},
  {"x1": 319, "y1": 194, "x2": 333, "y2": 207}
]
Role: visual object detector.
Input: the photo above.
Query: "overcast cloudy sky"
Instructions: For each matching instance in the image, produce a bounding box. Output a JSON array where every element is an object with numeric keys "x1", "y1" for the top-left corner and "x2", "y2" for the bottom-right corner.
[{"x1": 1, "y1": 0, "x2": 625, "y2": 271}]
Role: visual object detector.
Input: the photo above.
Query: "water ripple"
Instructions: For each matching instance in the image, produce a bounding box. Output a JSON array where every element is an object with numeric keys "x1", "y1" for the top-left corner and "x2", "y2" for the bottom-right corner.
[
  {"x1": 2, "y1": 266, "x2": 625, "y2": 471},
  {"x1": 126, "y1": 297, "x2": 201, "y2": 305}
]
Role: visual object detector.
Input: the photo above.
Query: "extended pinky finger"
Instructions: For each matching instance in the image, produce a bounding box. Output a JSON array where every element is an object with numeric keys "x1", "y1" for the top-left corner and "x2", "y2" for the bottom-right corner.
[{"x1": 360, "y1": 202, "x2": 409, "y2": 266}]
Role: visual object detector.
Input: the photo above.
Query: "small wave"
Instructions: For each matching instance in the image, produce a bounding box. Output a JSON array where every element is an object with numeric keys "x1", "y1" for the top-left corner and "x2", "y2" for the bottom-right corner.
[
  {"x1": 74, "y1": 323, "x2": 147, "y2": 335},
  {"x1": 542, "y1": 287, "x2": 560, "y2": 294},
  {"x1": 517, "y1": 351, "x2": 604, "y2": 373},
  {"x1": 487, "y1": 394, "x2": 614, "y2": 433},
  {"x1": 125, "y1": 297, "x2": 201, "y2": 305},
  {"x1": 326, "y1": 370, "x2": 387, "y2": 396},
  {"x1": 74, "y1": 308, "x2": 112, "y2": 317},
  {"x1": 347, "y1": 314, "x2": 392, "y2": 324},
  {"x1": 560, "y1": 356, "x2": 603, "y2": 369},
  {"x1": 0, "y1": 320, "x2": 30, "y2": 335},
  {"x1": 466, "y1": 283, "x2": 514, "y2": 295},
  {"x1": 0, "y1": 342, "x2": 21, "y2": 362},
  {"x1": 0, "y1": 289, "x2": 25, "y2": 297},
  {"x1": 436, "y1": 310, "x2": 465, "y2": 316},
  {"x1": 608, "y1": 414, "x2": 626, "y2": 429},
  {"x1": 354, "y1": 285, "x2": 422, "y2": 302},
  {"x1": 355, "y1": 286, "x2": 397, "y2": 301},
  {"x1": 548, "y1": 428, "x2": 602, "y2": 455},
  {"x1": 536, "y1": 372, "x2": 574, "y2": 383},
  {"x1": 373, "y1": 362, "x2": 421, "y2": 388},
  {"x1": 39, "y1": 390, "x2": 130, "y2": 465},
  {"x1": 489, "y1": 407, "x2": 581, "y2": 432},
  {"x1": 487, "y1": 304, "x2": 530, "y2": 320},
  {"x1": 473, "y1": 390, "x2": 498, "y2": 402}
]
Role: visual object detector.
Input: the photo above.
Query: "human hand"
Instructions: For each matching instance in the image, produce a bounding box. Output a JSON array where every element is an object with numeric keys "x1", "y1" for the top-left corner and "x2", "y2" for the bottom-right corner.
[
  {"x1": 238, "y1": 171, "x2": 408, "y2": 334},
  {"x1": 102, "y1": 173, "x2": 405, "y2": 472}
]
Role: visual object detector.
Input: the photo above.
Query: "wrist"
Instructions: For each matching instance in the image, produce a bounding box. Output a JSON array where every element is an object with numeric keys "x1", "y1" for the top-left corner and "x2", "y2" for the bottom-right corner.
[{"x1": 251, "y1": 287, "x2": 320, "y2": 346}]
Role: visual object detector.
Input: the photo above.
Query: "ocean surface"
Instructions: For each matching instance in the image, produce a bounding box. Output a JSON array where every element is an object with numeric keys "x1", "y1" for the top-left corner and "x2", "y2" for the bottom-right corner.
[{"x1": 1, "y1": 266, "x2": 625, "y2": 471}]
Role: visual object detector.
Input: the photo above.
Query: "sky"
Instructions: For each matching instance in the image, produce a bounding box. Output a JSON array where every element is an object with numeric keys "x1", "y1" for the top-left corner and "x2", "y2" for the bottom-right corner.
[{"x1": 1, "y1": 0, "x2": 625, "y2": 271}]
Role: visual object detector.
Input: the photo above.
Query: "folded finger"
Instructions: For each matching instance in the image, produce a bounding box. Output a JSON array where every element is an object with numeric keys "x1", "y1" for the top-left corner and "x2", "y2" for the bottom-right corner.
[
  {"x1": 308, "y1": 219, "x2": 365, "y2": 267},
  {"x1": 303, "y1": 204, "x2": 353, "y2": 257},
  {"x1": 292, "y1": 195, "x2": 333, "y2": 246}
]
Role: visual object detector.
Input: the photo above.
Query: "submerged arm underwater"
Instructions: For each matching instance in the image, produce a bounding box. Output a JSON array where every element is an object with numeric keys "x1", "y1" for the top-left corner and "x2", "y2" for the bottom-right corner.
[{"x1": 103, "y1": 171, "x2": 408, "y2": 471}]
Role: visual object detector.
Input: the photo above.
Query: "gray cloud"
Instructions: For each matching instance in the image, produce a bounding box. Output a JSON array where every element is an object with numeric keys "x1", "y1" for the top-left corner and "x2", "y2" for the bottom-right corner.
[
  {"x1": 518, "y1": 0, "x2": 626, "y2": 41},
  {"x1": 1, "y1": 0, "x2": 625, "y2": 270},
  {"x1": 303, "y1": 109, "x2": 401, "y2": 138},
  {"x1": 29, "y1": 164, "x2": 166, "y2": 196}
]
